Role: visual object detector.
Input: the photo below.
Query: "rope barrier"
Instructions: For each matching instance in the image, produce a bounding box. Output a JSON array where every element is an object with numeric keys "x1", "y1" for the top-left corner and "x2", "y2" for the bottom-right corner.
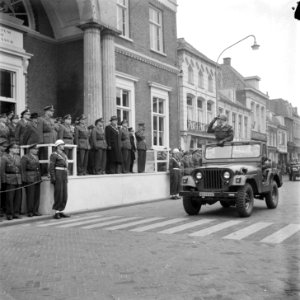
[{"x1": 0, "y1": 180, "x2": 44, "y2": 194}]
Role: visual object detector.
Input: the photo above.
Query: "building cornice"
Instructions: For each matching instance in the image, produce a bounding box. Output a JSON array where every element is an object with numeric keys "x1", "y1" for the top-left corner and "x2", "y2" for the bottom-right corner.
[
  {"x1": 115, "y1": 44, "x2": 179, "y2": 74},
  {"x1": 244, "y1": 87, "x2": 269, "y2": 100}
]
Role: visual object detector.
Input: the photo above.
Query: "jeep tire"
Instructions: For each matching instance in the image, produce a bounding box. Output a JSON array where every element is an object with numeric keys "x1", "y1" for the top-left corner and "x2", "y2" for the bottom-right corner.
[
  {"x1": 183, "y1": 196, "x2": 201, "y2": 215},
  {"x1": 236, "y1": 183, "x2": 254, "y2": 217},
  {"x1": 265, "y1": 181, "x2": 279, "y2": 209}
]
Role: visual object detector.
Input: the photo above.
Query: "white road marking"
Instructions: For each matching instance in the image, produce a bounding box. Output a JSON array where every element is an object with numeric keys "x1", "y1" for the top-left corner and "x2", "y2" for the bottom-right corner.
[
  {"x1": 260, "y1": 224, "x2": 300, "y2": 244},
  {"x1": 189, "y1": 220, "x2": 242, "y2": 237},
  {"x1": 37, "y1": 214, "x2": 103, "y2": 227},
  {"x1": 82, "y1": 217, "x2": 140, "y2": 229},
  {"x1": 158, "y1": 219, "x2": 215, "y2": 234},
  {"x1": 104, "y1": 217, "x2": 164, "y2": 230},
  {"x1": 55, "y1": 216, "x2": 120, "y2": 228},
  {"x1": 223, "y1": 222, "x2": 273, "y2": 240},
  {"x1": 130, "y1": 218, "x2": 187, "y2": 232}
]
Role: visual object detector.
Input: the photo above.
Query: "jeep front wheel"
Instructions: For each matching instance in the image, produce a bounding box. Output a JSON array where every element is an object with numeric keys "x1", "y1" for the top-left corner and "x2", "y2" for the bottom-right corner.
[
  {"x1": 183, "y1": 197, "x2": 201, "y2": 215},
  {"x1": 236, "y1": 183, "x2": 254, "y2": 217},
  {"x1": 265, "y1": 181, "x2": 279, "y2": 209}
]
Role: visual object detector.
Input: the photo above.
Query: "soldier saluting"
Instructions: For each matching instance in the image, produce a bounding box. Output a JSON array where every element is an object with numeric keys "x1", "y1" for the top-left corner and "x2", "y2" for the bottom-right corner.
[{"x1": 207, "y1": 114, "x2": 234, "y2": 146}]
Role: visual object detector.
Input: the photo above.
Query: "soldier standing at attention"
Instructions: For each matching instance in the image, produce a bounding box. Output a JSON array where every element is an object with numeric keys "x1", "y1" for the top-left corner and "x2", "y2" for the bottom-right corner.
[
  {"x1": 23, "y1": 113, "x2": 40, "y2": 145},
  {"x1": 120, "y1": 119, "x2": 131, "y2": 173},
  {"x1": 58, "y1": 114, "x2": 74, "y2": 158},
  {"x1": 169, "y1": 148, "x2": 182, "y2": 199},
  {"x1": 105, "y1": 116, "x2": 122, "y2": 174},
  {"x1": 0, "y1": 140, "x2": 8, "y2": 220},
  {"x1": 207, "y1": 114, "x2": 234, "y2": 146},
  {"x1": 21, "y1": 144, "x2": 42, "y2": 217},
  {"x1": 38, "y1": 105, "x2": 56, "y2": 175},
  {"x1": 1, "y1": 143, "x2": 22, "y2": 220},
  {"x1": 74, "y1": 115, "x2": 90, "y2": 175},
  {"x1": 0, "y1": 113, "x2": 9, "y2": 146},
  {"x1": 15, "y1": 109, "x2": 30, "y2": 145},
  {"x1": 8, "y1": 114, "x2": 19, "y2": 143},
  {"x1": 135, "y1": 123, "x2": 147, "y2": 173},
  {"x1": 128, "y1": 127, "x2": 136, "y2": 173},
  {"x1": 49, "y1": 140, "x2": 70, "y2": 219}
]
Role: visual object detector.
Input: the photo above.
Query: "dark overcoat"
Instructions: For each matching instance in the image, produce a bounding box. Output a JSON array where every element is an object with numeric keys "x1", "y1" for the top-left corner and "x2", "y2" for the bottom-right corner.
[{"x1": 105, "y1": 124, "x2": 122, "y2": 163}]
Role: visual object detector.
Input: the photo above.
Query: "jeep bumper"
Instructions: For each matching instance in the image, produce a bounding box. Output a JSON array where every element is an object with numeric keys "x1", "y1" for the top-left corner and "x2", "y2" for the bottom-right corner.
[{"x1": 179, "y1": 191, "x2": 238, "y2": 199}]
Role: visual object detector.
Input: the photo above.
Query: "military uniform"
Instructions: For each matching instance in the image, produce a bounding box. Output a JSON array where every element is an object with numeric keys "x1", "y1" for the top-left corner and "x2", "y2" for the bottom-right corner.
[
  {"x1": 1, "y1": 153, "x2": 22, "y2": 219},
  {"x1": 169, "y1": 153, "x2": 182, "y2": 198},
  {"x1": 120, "y1": 126, "x2": 131, "y2": 173},
  {"x1": 23, "y1": 120, "x2": 40, "y2": 145},
  {"x1": 135, "y1": 125, "x2": 147, "y2": 173},
  {"x1": 129, "y1": 130, "x2": 136, "y2": 173},
  {"x1": 74, "y1": 121, "x2": 90, "y2": 175},
  {"x1": 15, "y1": 117, "x2": 29, "y2": 145},
  {"x1": 21, "y1": 150, "x2": 41, "y2": 216},
  {"x1": 91, "y1": 125, "x2": 107, "y2": 174},
  {"x1": 207, "y1": 117, "x2": 234, "y2": 144},
  {"x1": 0, "y1": 121, "x2": 9, "y2": 146},
  {"x1": 58, "y1": 123, "x2": 74, "y2": 157},
  {"x1": 49, "y1": 149, "x2": 68, "y2": 212}
]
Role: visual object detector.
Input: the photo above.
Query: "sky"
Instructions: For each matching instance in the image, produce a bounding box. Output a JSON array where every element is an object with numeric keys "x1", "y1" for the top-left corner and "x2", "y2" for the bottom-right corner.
[{"x1": 177, "y1": 0, "x2": 299, "y2": 111}]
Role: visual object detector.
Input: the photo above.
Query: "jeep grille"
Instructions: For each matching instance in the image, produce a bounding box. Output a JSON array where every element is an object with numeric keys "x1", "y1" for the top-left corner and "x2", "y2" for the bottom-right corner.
[{"x1": 203, "y1": 169, "x2": 223, "y2": 189}]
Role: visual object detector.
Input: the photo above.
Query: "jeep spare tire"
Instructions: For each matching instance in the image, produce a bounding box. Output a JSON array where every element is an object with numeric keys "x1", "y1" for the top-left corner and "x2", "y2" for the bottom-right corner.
[
  {"x1": 265, "y1": 181, "x2": 279, "y2": 209},
  {"x1": 236, "y1": 183, "x2": 254, "y2": 217},
  {"x1": 183, "y1": 196, "x2": 201, "y2": 215}
]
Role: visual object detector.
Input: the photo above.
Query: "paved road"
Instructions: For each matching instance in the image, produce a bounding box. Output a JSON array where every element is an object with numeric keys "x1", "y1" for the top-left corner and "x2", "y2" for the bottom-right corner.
[{"x1": 0, "y1": 177, "x2": 299, "y2": 299}]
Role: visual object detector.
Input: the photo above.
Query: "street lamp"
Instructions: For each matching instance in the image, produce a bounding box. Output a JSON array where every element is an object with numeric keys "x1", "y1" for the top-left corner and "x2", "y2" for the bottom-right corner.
[{"x1": 215, "y1": 34, "x2": 260, "y2": 114}]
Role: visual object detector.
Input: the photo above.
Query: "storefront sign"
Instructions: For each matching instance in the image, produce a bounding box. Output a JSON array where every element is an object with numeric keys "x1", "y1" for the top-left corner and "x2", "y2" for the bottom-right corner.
[{"x1": 0, "y1": 25, "x2": 23, "y2": 49}]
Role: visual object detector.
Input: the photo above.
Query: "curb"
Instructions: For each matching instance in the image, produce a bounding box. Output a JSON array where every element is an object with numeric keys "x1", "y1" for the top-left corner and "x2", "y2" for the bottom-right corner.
[{"x1": 0, "y1": 197, "x2": 171, "y2": 228}]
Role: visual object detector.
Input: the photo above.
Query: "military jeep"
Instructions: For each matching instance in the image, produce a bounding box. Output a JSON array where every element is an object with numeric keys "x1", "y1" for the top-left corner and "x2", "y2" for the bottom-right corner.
[
  {"x1": 179, "y1": 141, "x2": 283, "y2": 218},
  {"x1": 288, "y1": 162, "x2": 300, "y2": 181}
]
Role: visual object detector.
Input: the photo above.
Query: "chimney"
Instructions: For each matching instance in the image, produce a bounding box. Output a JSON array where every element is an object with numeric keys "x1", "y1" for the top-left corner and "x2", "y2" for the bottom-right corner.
[
  {"x1": 223, "y1": 57, "x2": 231, "y2": 65},
  {"x1": 244, "y1": 76, "x2": 261, "y2": 90}
]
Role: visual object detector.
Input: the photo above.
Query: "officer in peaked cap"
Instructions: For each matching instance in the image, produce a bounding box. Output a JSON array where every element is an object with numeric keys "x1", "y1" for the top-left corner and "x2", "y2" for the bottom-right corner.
[
  {"x1": 15, "y1": 109, "x2": 31, "y2": 145},
  {"x1": 207, "y1": 114, "x2": 234, "y2": 146}
]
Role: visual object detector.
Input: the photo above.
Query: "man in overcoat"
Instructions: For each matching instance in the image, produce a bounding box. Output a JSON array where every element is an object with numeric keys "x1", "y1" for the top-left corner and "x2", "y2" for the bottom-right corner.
[
  {"x1": 105, "y1": 116, "x2": 122, "y2": 174},
  {"x1": 120, "y1": 119, "x2": 131, "y2": 173},
  {"x1": 23, "y1": 113, "x2": 40, "y2": 145},
  {"x1": 128, "y1": 127, "x2": 136, "y2": 173},
  {"x1": 15, "y1": 109, "x2": 30, "y2": 145},
  {"x1": 20, "y1": 144, "x2": 42, "y2": 217},
  {"x1": 207, "y1": 114, "x2": 234, "y2": 146},
  {"x1": 135, "y1": 123, "x2": 147, "y2": 173}
]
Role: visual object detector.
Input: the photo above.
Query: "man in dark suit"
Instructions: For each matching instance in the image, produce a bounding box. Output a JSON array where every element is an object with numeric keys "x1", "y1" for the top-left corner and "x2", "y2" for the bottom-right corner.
[
  {"x1": 207, "y1": 114, "x2": 234, "y2": 146},
  {"x1": 135, "y1": 123, "x2": 147, "y2": 173},
  {"x1": 128, "y1": 127, "x2": 136, "y2": 173},
  {"x1": 105, "y1": 116, "x2": 122, "y2": 174},
  {"x1": 120, "y1": 120, "x2": 131, "y2": 173},
  {"x1": 20, "y1": 144, "x2": 42, "y2": 217},
  {"x1": 15, "y1": 109, "x2": 30, "y2": 145},
  {"x1": 23, "y1": 113, "x2": 40, "y2": 145}
]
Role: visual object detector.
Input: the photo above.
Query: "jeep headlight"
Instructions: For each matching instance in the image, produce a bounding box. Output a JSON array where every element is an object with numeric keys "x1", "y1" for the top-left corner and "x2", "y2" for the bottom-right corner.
[
  {"x1": 223, "y1": 171, "x2": 231, "y2": 179},
  {"x1": 195, "y1": 172, "x2": 203, "y2": 180}
]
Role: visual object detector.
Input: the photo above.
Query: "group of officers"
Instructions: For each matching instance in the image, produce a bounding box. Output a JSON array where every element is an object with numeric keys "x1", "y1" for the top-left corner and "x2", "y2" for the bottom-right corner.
[{"x1": 0, "y1": 105, "x2": 149, "y2": 221}]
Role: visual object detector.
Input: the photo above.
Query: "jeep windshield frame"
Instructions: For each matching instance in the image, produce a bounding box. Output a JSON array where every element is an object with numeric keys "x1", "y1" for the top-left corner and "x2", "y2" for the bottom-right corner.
[{"x1": 205, "y1": 143, "x2": 261, "y2": 160}]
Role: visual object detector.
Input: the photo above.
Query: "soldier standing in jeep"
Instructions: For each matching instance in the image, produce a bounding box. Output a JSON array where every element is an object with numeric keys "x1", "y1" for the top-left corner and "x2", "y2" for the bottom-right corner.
[{"x1": 207, "y1": 114, "x2": 234, "y2": 146}]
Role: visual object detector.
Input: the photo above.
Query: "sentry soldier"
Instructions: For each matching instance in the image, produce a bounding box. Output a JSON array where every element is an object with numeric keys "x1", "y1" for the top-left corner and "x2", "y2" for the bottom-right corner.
[
  {"x1": 20, "y1": 144, "x2": 42, "y2": 217},
  {"x1": 135, "y1": 123, "x2": 147, "y2": 173},
  {"x1": 49, "y1": 140, "x2": 70, "y2": 219},
  {"x1": 207, "y1": 114, "x2": 234, "y2": 146},
  {"x1": 1, "y1": 143, "x2": 22, "y2": 220},
  {"x1": 169, "y1": 148, "x2": 182, "y2": 199}
]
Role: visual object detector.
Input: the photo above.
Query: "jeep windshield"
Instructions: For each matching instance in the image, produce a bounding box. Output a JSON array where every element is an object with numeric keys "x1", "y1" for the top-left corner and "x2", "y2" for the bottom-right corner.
[{"x1": 205, "y1": 144, "x2": 261, "y2": 159}]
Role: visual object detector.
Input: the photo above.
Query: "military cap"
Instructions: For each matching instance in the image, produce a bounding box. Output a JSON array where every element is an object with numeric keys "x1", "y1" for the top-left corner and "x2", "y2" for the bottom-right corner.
[
  {"x1": 0, "y1": 113, "x2": 7, "y2": 118},
  {"x1": 63, "y1": 114, "x2": 72, "y2": 120},
  {"x1": 78, "y1": 114, "x2": 87, "y2": 121},
  {"x1": 218, "y1": 114, "x2": 227, "y2": 121},
  {"x1": 128, "y1": 127, "x2": 134, "y2": 132},
  {"x1": 110, "y1": 115, "x2": 118, "y2": 121},
  {"x1": 54, "y1": 139, "x2": 65, "y2": 147},
  {"x1": 12, "y1": 114, "x2": 19, "y2": 120},
  {"x1": 121, "y1": 119, "x2": 128, "y2": 125},
  {"x1": 88, "y1": 125, "x2": 94, "y2": 130},
  {"x1": 21, "y1": 109, "x2": 30, "y2": 117},
  {"x1": 94, "y1": 118, "x2": 103, "y2": 125},
  {"x1": 44, "y1": 105, "x2": 55, "y2": 111},
  {"x1": 6, "y1": 142, "x2": 18, "y2": 152},
  {"x1": 138, "y1": 123, "x2": 145, "y2": 127},
  {"x1": 28, "y1": 143, "x2": 38, "y2": 150},
  {"x1": 30, "y1": 112, "x2": 39, "y2": 119}
]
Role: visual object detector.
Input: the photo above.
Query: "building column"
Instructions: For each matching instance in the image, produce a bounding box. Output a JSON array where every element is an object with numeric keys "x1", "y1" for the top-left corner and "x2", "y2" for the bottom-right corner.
[
  {"x1": 102, "y1": 29, "x2": 117, "y2": 122},
  {"x1": 79, "y1": 23, "x2": 103, "y2": 125}
]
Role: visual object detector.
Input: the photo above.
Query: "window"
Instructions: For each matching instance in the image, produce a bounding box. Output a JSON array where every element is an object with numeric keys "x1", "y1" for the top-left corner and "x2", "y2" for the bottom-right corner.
[
  {"x1": 232, "y1": 113, "x2": 236, "y2": 133},
  {"x1": 197, "y1": 97, "x2": 204, "y2": 123},
  {"x1": 198, "y1": 71, "x2": 204, "y2": 88},
  {"x1": 0, "y1": 69, "x2": 15, "y2": 99},
  {"x1": 152, "y1": 97, "x2": 166, "y2": 147},
  {"x1": 186, "y1": 95, "x2": 193, "y2": 121},
  {"x1": 207, "y1": 101, "x2": 213, "y2": 123},
  {"x1": 208, "y1": 74, "x2": 213, "y2": 92},
  {"x1": 225, "y1": 110, "x2": 230, "y2": 123},
  {"x1": 244, "y1": 116, "x2": 248, "y2": 139},
  {"x1": 256, "y1": 104, "x2": 260, "y2": 131},
  {"x1": 116, "y1": 88, "x2": 131, "y2": 124},
  {"x1": 251, "y1": 102, "x2": 255, "y2": 129},
  {"x1": 218, "y1": 107, "x2": 223, "y2": 115},
  {"x1": 188, "y1": 65, "x2": 194, "y2": 84},
  {"x1": 117, "y1": 0, "x2": 129, "y2": 37},
  {"x1": 149, "y1": 7, "x2": 163, "y2": 53}
]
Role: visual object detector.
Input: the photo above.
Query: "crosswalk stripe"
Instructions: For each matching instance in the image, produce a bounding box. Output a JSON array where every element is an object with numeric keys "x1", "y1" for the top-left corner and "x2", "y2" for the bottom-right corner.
[
  {"x1": 37, "y1": 214, "x2": 102, "y2": 227},
  {"x1": 55, "y1": 216, "x2": 120, "y2": 228},
  {"x1": 158, "y1": 219, "x2": 215, "y2": 234},
  {"x1": 189, "y1": 220, "x2": 242, "y2": 237},
  {"x1": 260, "y1": 224, "x2": 300, "y2": 244},
  {"x1": 223, "y1": 222, "x2": 273, "y2": 240},
  {"x1": 130, "y1": 218, "x2": 187, "y2": 232},
  {"x1": 104, "y1": 217, "x2": 164, "y2": 230},
  {"x1": 82, "y1": 217, "x2": 140, "y2": 229}
]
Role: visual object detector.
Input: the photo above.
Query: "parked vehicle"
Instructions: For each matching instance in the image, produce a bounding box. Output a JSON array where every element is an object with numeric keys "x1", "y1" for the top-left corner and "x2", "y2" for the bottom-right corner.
[
  {"x1": 288, "y1": 162, "x2": 300, "y2": 181},
  {"x1": 179, "y1": 141, "x2": 283, "y2": 218}
]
